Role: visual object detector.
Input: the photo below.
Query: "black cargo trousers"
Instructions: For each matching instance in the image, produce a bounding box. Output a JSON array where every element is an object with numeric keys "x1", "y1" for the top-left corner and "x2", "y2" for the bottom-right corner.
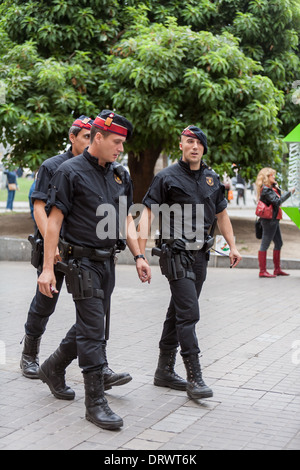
[
  {"x1": 158, "y1": 250, "x2": 208, "y2": 357},
  {"x1": 25, "y1": 267, "x2": 65, "y2": 337},
  {"x1": 58, "y1": 256, "x2": 115, "y2": 373}
]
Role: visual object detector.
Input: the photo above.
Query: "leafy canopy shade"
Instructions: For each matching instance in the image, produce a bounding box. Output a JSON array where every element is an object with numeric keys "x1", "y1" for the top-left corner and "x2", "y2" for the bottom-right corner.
[
  {"x1": 97, "y1": 14, "x2": 285, "y2": 199},
  {"x1": 0, "y1": 0, "x2": 299, "y2": 200}
]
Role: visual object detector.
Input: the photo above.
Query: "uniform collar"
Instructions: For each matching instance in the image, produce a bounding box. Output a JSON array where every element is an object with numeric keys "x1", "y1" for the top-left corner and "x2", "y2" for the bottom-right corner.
[
  {"x1": 83, "y1": 148, "x2": 112, "y2": 173},
  {"x1": 178, "y1": 157, "x2": 207, "y2": 175},
  {"x1": 66, "y1": 148, "x2": 74, "y2": 159}
]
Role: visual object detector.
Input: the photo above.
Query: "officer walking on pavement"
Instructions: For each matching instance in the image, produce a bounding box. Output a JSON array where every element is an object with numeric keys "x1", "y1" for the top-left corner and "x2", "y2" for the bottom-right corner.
[
  {"x1": 21, "y1": 115, "x2": 132, "y2": 392},
  {"x1": 38, "y1": 110, "x2": 151, "y2": 430},
  {"x1": 139, "y1": 125, "x2": 242, "y2": 400}
]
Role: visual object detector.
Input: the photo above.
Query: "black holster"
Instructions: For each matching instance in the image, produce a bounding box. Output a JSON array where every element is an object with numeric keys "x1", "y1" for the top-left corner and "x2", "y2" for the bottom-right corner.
[
  {"x1": 28, "y1": 233, "x2": 43, "y2": 271},
  {"x1": 152, "y1": 242, "x2": 196, "y2": 282},
  {"x1": 56, "y1": 260, "x2": 104, "y2": 301}
]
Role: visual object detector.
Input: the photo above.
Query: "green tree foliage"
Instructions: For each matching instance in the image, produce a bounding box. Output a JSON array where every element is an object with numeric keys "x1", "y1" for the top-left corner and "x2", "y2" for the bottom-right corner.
[
  {"x1": 0, "y1": 0, "x2": 299, "y2": 201},
  {"x1": 98, "y1": 12, "x2": 285, "y2": 199},
  {"x1": 143, "y1": 0, "x2": 300, "y2": 138},
  {"x1": 0, "y1": 0, "x2": 121, "y2": 169},
  {"x1": 214, "y1": 0, "x2": 300, "y2": 136}
]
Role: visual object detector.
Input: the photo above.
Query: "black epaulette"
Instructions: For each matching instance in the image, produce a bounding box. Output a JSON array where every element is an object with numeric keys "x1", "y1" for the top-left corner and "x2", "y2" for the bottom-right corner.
[{"x1": 112, "y1": 162, "x2": 127, "y2": 183}]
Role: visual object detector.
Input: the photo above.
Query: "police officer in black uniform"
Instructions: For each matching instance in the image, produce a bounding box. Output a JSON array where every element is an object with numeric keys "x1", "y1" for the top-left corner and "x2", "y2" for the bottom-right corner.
[
  {"x1": 20, "y1": 116, "x2": 93, "y2": 377},
  {"x1": 139, "y1": 125, "x2": 241, "y2": 400},
  {"x1": 21, "y1": 115, "x2": 132, "y2": 393},
  {"x1": 38, "y1": 110, "x2": 151, "y2": 430}
]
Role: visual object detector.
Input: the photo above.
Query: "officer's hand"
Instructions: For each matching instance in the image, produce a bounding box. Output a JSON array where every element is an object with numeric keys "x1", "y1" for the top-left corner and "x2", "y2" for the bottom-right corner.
[
  {"x1": 38, "y1": 269, "x2": 58, "y2": 298},
  {"x1": 136, "y1": 259, "x2": 152, "y2": 284},
  {"x1": 229, "y1": 248, "x2": 242, "y2": 269},
  {"x1": 54, "y1": 246, "x2": 62, "y2": 264}
]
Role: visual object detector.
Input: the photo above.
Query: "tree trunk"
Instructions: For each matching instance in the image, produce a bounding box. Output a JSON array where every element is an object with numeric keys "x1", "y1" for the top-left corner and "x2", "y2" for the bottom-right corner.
[{"x1": 128, "y1": 147, "x2": 162, "y2": 203}]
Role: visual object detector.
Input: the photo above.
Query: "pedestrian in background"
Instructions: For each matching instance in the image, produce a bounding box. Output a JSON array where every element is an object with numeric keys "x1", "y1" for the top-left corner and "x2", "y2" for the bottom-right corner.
[
  {"x1": 4, "y1": 169, "x2": 18, "y2": 211},
  {"x1": 222, "y1": 175, "x2": 231, "y2": 203},
  {"x1": 256, "y1": 167, "x2": 295, "y2": 278},
  {"x1": 236, "y1": 173, "x2": 246, "y2": 205}
]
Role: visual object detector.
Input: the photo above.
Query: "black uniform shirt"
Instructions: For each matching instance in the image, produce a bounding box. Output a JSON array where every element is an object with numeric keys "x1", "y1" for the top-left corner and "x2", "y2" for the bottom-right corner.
[
  {"x1": 47, "y1": 148, "x2": 133, "y2": 248},
  {"x1": 143, "y1": 158, "x2": 227, "y2": 239},
  {"x1": 31, "y1": 148, "x2": 74, "y2": 204}
]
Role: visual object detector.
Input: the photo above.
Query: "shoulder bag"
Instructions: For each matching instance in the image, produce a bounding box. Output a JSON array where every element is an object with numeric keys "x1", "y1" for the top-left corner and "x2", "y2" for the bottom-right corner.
[{"x1": 255, "y1": 200, "x2": 273, "y2": 219}]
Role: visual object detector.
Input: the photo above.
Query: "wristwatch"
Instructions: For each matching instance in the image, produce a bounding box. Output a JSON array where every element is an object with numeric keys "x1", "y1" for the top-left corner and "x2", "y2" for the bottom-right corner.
[{"x1": 134, "y1": 254, "x2": 145, "y2": 262}]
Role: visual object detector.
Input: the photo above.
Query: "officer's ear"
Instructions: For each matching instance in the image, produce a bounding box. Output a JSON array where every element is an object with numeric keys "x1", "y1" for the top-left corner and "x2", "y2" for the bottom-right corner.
[
  {"x1": 179, "y1": 141, "x2": 183, "y2": 151},
  {"x1": 94, "y1": 131, "x2": 104, "y2": 144},
  {"x1": 69, "y1": 133, "x2": 76, "y2": 145}
]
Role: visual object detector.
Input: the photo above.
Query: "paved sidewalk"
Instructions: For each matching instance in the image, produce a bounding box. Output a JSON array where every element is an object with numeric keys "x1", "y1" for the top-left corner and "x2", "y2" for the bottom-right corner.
[
  {"x1": 0, "y1": 261, "x2": 299, "y2": 451},
  {"x1": 0, "y1": 201, "x2": 30, "y2": 213}
]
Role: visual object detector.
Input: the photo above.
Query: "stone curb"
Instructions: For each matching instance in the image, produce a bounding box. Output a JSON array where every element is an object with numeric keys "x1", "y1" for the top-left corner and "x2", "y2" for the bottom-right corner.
[{"x1": 1, "y1": 236, "x2": 300, "y2": 269}]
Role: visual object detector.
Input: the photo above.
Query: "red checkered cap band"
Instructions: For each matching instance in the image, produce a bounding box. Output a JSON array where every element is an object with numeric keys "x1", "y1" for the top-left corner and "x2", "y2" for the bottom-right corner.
[
  {"x1": 93, "y1": 116, "x2": 128, "y2": 137},
  {"x1": 72, "y1": 117, "x2": 93, "y2": 129},
  {"x1": 181, "y1": 128, "x2": 197, "y2": 138}
]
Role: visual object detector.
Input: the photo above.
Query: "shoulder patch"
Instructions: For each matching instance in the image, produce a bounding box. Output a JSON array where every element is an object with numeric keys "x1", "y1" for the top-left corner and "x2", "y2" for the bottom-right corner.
[
  {"x1": 114, "y1": 174, "x2": 122, "y2": 185},
  {"x1": 206, "y1": 176, "x2": 214, "y2": 187}
]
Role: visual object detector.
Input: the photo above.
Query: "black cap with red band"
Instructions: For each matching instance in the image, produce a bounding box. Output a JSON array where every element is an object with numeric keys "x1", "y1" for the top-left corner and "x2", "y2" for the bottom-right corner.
[
  {"x1": 93, "y1": 110, "x2": 133, "y2": 141},
  {"x1": 72, "y1": 115, "x2": 94, "y2": 129},
  {"x1": 181, "y1": 125, "x2": 208, "y2": 154}
]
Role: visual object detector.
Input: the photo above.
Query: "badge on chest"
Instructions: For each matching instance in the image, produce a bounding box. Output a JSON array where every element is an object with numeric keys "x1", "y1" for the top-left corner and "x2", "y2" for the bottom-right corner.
[{"x1": 114, "y1": 174, "x2": 122, "y2": 185}]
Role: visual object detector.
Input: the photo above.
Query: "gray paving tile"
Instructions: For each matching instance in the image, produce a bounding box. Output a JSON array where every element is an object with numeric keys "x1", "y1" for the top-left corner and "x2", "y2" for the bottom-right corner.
[{"x1": 0, "y1": 261, "x2": 299, "y2": 450}]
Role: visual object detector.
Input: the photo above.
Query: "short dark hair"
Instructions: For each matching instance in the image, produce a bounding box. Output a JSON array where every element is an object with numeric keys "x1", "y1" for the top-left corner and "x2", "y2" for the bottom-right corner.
[
  {"x1": 90, "y1": 125, "x2": 110, "y2": 143},
  {"x1": 68, "y1": 125, "x2": 82, "y2": 142}
]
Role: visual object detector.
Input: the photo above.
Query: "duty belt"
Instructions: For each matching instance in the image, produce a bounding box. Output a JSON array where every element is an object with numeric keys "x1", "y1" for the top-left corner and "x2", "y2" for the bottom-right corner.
[{"x1": 59, "y1": 239, "x2": 116, "y2": 261}]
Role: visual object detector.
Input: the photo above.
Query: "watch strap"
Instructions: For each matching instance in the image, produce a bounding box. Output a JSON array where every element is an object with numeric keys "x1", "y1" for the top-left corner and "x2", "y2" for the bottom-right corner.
[{"x1": 134, "y1": 254, "x2": 145, "y2": 262}]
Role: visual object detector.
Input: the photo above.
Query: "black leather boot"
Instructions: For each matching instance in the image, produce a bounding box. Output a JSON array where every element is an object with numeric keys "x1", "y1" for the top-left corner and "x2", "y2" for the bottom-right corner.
[
  {"x1": 38, "y1": 346, "x2": 76, "y2": 400},
  {"x1": 183, "y1": 354, "x2": 213, "y2": 399},
  {"x1": 84, "y1": 369, "x2": 123, "y2": 430},
  {"x1": 101, "y1": 341, "x2": 132, "y2": 391},
  {"x1": 154, "y1": 348, "x2": 187, "y2": 390},
  {"x1": 20, "y1": 334, "x2": 42, "y2": 379}
]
